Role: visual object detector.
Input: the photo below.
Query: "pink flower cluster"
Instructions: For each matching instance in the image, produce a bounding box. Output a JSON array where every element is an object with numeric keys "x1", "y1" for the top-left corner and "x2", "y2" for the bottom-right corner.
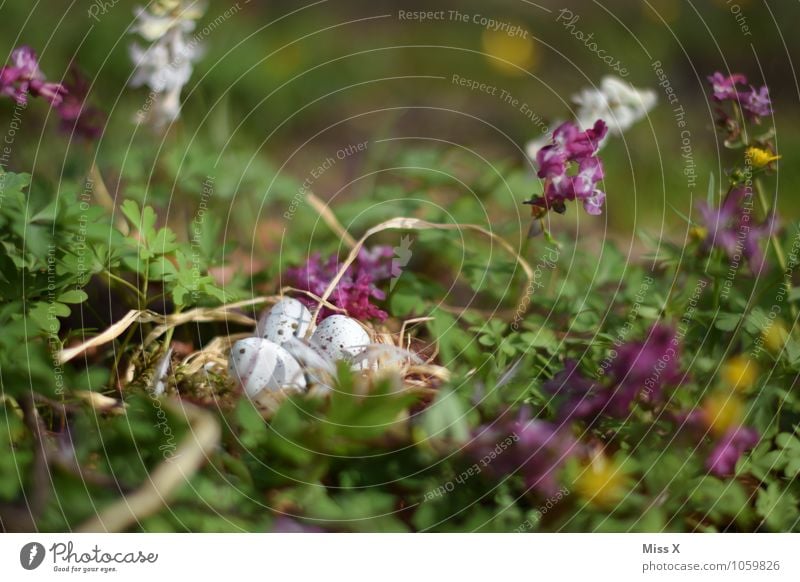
[
  {"x1": 527, "y1": 119, "x2": 608, "y2": 216},
  {"x1": 680, "y1": 410, "x2": 760, "y2": 478},
  {"x1": 285, "y1": 246, "x2": 396, "y2": 321},
  {"x1": 545, "y1": 325, "x2": 760, "y2": 477},
  {"x1": 0, "y1": 47, "x2": 104, "y2": 140},
  {"x1": 469, "y1": 407, "x2": 583, "y2": 496},
  {"x1": 0, "y1": 46, "x2": 65, "y2": 106},
  {"x1": 696, "y1": 187, "x2": 777, "y2": 275},
  {"x1": 545, "y1": 324, "x2": 681, "y2": 421},
  {"x1": 57, "y1": 67, "x2": 105, "y2": 140},
  {"x1": 706, "y1": 426, "x2": 759, "y2": 477},
  {"x1": 707, "y1": 72, "x2": 772, "y2": 119}
]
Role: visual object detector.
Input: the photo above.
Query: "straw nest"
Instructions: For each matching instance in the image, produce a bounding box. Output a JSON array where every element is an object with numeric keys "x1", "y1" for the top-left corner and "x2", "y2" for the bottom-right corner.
[{"x1": 58, "y1": 193, "x2": 534, "y2": 417}]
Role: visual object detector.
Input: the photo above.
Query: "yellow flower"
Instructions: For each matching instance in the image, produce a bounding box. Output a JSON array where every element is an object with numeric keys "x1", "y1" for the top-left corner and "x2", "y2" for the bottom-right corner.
[
  {"x1": 702, "y1": 392, "x2": 745, "y2": 437},
  {"x1": 746, "y1": 147, "x2": 780, "y2": 169},
  {"x1": 721, "y1": 354, "x2": 759, "y2": 394},
  {"x1": 689, "y1": 225, "x2": 708, "y2": 242},
  {"x1": 574, "y1": 453, "x2": 628, "y2": 508},
  {"x1": 762, "y1": 321, "x2": 789, "y2": 354},
  {"x1": 482, "y1": 27, "x2": 537, "y2": 76}
]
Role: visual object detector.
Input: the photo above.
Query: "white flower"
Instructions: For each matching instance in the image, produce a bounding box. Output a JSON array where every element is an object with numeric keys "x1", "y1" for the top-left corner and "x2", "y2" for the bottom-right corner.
[
  {"x1": 129, "y1": 2, "x2": 205, "y2": 127},
  {"x1": 129, "y1": 30, "x2": 198, "y2": 92},
  {"x1": 525, "y1": 76, "x2": 656, "y2": 164},
  {"x1": 132, "y1": 2, "x2": 203, "y2": 41},
  {"x1": 135, "y1": 85, "x2": 183, "y2": 127},
  {"x1": 132, "y1": 8, "x2": 182, "y2": 42},
  {"x1": 572, "y1": 76, "x2": 657, "y2": 136}
]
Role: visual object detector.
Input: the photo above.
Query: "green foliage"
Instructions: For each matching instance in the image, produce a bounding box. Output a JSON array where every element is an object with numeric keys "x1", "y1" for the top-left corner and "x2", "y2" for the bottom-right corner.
[
  {"x1": 120, "y1": 200, "x2": 231, "y2": 308},
  {"x1": 1, "y1": 83, "x2": 799, "y2": 534}
]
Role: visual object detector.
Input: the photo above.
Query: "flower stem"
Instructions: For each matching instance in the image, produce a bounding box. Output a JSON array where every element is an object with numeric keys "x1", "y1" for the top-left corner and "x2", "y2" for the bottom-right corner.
[
  {"x1": 105, "y1": 270, "x2": 146, "y2": 304},
  {"x1": 753, "y1": 177, "x2": 797, "y2": 324},
  {"x1": 162, "y1": 305, "x2": 183, "y2": 350},
  {"x1": 754, "y1": 178, "x2": 786, "y2": 269},
  {"x1": 513, "y1": 228, "x2": 534, "y2": 298},
  {"x1": 111, "y1": 324, "x2": 138, "y2": 388}
]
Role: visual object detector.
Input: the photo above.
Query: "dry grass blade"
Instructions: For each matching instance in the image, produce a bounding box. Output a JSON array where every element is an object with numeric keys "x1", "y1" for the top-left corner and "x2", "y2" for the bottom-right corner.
[
  {"x1": 310, "y1": 217, "x2": 534, "y2": 326},
  {"x1": 59, "y1": 309, "x2": 158, "y2": 364},
  {"x1": 59, "y1": 297, "x2": 281, "y2": 364},
  {"x1": 400, "y1": 316, "x2": 435, "y2": 351},
  {"x1": 180, "y1": 334, "x2": 248, "y2": 375},
  {"x1": 76, "y1": 399, "x2": 220, "y2": 533},
  {"x1": 74, "y1": 391, "x2": 125, "y2": 414},
  {"x1": 306, "y1": 192, "x2": 357, "y2": 248},
  {"x1": 142, "y1": 296, "x2": 292, "y2": 346}
]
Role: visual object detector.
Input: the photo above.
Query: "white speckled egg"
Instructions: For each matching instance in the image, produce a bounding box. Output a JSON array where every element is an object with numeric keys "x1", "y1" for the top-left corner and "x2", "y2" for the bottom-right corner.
[
  {"x1": 255, "y1": 298, "x2": 311, "y2": 344},
  {"x1": 228, "y1": 337, "x2": 306, "y2": 397},
  {"x1": 310, "y1": 315, "x2": 370, "y2": 364}
]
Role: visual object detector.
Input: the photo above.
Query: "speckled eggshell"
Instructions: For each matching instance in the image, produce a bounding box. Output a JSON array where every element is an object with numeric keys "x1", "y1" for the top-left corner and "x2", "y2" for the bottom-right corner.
[
  {"x1": 255, "y1": 298, "x2": 311, "y2": 344},
  {"x1": 228, "y1": 337, "x2": 306, "y2": 398},
  {"x1": 310, "y1": 315, "x2": 370, "y2": 364}
]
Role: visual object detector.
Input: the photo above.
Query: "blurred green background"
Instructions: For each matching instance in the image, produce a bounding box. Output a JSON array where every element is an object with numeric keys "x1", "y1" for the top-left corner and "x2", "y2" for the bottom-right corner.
[{"x1": 1, "y1": 0, "x2": 798, "y2": 244}]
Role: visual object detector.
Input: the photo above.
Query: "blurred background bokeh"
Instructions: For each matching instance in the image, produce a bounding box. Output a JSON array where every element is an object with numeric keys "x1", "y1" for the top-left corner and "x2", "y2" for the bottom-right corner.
[{"x1": 1, "y1": 0, "x2": 798, "y2": 247}]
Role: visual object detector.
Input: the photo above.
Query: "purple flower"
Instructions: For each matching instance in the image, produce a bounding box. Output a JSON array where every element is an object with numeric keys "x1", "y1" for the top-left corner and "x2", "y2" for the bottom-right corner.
[
  {"x1": 573, "y1": 157, "x2": 606, "y2": 216},
  {"x1": 742, "y1": 85, "x2": 772, "y2": 118},
  {"x1": 706, "y1": 426, "x2": 759, "y2": 477},
  {"x1": 356, "y1": 245, "x2": 396, "y2": 280},
  {"x1": 29, "y1": 78, "x2": 65, "y2": 106},
  {"x1": 546, "y1": 325, "x2": 681, "y2": 421},
  {"x1": 285, "y1": 246, "x2": 394, "y2": 321},
  {"x1": 697, "y1": 187, "x2": 777, "y2": 275},
  {"x1": 609, "y1": 324, "x2": 681, "y2": 406},
  {"x1": 469, "y1": 408, "x2": 581, "y2": 496},
  {"x1": 0, "y1": 55, "x2": 32, "y2": 102},
  {"x1": 56, "y1": 67, "x2": 105, "y2": 140},
  {"x1": 536, "y1": 135, "x2": 569, "y2": 179},
  {"x1": 707, "y1": 72, "x2": 748, "y2": 102},
  {"x1": 573, "y1": 157, "x2": 604, "y2": 195},
  {"x1": 566, "y1": 119, "x2": 608, "y2": 160},
  {"x1": 582, "y1": 189, "x2": 606, "y2": 216},
  {"x1": 543, "y1": 360, "x2": 604, "y2": 421},
  {"x1": 707, "y1": 71, "x2": 772, "y2": 120},
  {"x1": 3, "y1": 46, "x2": 40, "y2": 95},
  {"x1": 536, "y1": 120, "x2": 607, "y2": 179},
  {"x1": 10, "y1": 46, "x2": 39, "y2": 71},
  {"x1": 677, "y1": 402, "x2": 759, "y2": 477},
  {"x1": 527, "y1": 120, "x2": 608, "y2": 216},
  {"x1": 697, "y1": 188, "x2": 742, "y2": 255},
  {"x1": 0, "y1": 46, "x2": 65, "y2": 106}
]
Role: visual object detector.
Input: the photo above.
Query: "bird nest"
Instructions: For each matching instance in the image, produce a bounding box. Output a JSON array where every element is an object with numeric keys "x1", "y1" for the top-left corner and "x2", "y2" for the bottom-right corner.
[{"x1": 58, "y1": 199, "x2": 533, "y2": 419}]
